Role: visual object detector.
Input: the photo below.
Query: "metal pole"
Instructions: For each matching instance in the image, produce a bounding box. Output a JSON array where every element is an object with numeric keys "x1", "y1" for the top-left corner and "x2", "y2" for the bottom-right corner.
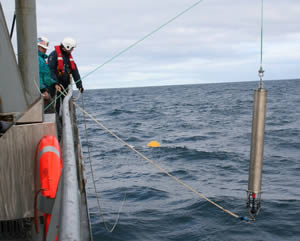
[
  {"x1": 59, "y1": 87, "x2": 81, "y2": 240},
  {"x1": 15, "y1": 0, "x2": 40, "y2": 105}
]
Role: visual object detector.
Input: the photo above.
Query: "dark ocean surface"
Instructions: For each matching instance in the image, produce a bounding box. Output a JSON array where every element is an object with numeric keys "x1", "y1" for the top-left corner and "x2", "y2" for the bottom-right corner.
[{"x1": 76, "y1": 79, "x2": 300, "y2": 241}]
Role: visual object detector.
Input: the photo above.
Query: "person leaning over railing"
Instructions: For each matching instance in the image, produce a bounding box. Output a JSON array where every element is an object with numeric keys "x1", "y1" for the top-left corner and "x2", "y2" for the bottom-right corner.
[
  {"x1": 37, "y1": 36, "x2": 61, "y2": 113},
  {"x1": 48, "y1": 37, "x2": 84, "y2": 115}
]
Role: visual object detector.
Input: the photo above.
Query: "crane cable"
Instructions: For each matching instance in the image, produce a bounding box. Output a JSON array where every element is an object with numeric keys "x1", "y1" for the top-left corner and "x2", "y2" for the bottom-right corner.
[{"x1": 258, "y1": 0, "x2": 265, "y2": 88}]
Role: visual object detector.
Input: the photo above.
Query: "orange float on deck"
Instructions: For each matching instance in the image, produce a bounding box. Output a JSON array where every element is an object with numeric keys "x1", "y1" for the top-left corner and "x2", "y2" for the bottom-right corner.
[
  {"x1": 37, "y1": 135, "x2": 63, "y2": 198},
  {"x1": 36, "y1": 135, "x2": 63, "y2": 239}
]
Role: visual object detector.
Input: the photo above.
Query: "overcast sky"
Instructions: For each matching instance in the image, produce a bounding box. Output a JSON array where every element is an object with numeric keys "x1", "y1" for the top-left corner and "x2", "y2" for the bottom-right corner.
[{"x1": 1, "y1": 0, "x2": 300, "y2": 89}]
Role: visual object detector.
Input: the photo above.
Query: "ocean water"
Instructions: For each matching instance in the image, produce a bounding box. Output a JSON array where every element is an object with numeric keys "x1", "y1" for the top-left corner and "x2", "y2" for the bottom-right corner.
[{"x1": 76, "y1": 79, "x2": 300, "y2": 241}]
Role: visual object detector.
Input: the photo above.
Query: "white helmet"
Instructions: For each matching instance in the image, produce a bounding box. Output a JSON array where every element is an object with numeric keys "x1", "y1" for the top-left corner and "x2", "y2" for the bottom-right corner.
[
  {"x1": 61, "y1": 37, "x2": 76, "y2": 51},
  {"x1": 37, "y1": 36, "x2": 49, "y2": 49}
]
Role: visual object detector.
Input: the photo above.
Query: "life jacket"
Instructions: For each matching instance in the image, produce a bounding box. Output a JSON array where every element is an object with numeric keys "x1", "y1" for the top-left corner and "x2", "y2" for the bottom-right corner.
[{"x1": 55, "y1": 45, "x2": 76, "y2": 74}]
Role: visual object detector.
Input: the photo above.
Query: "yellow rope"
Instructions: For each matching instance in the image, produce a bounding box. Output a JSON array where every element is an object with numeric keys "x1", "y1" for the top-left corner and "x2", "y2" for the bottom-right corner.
[{"x1": 73, "y1": 101, "x2": 251, "y2": 221}]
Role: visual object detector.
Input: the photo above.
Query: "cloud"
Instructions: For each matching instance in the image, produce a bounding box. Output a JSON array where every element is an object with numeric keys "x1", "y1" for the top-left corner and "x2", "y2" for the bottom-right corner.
[{"x1": 1, "y1": 0, "x2": 300, "y2": 89}]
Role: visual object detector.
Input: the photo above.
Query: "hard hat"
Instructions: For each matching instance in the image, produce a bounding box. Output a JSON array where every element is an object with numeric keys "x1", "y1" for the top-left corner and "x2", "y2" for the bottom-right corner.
[
  {"x1": 61, "y1": 37, "x2": 76, "y2": 51},
  {"x1": 37, "y1": 36, "x2": 49, "y2": 49}
]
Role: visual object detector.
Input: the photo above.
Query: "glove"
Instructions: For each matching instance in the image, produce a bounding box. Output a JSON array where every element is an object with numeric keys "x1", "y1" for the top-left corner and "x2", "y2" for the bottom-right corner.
[
  {"x1": 54, "y1": 84, "x2": 61, "y2": 92},
  {"x1": 42, "y1": 90, "x2": 50, "y2": 100},
  {"x1": 79, "y1": 87, "x2": 84, "y2": 93}
]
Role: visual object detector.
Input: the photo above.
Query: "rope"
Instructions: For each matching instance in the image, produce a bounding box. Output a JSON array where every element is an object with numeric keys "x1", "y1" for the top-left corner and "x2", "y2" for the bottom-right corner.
[
  {"x1": 54, "y1": 91, "x2": 57, "y2": 110},
  {"x1": 74, "y1": 89, "x2": 81, "y2": 101},
  {"x1": 80, "y1": 94, "x2": 126, "y2": 232},
  {"x1": 59, "y1": 84, "x2": 68, "y2": 97},
  {"x1": 73, "y1": 100, "x2": 252, "y2": 223},
  {"x1": 44, "y1": 0, "x2": 205, "y2": 111},
  {"x1": 58, "y1": 88, "x2": 126, "y2": 231},
  {"x1": 33, "y1": 78, "x2": 42, "y2": 95}
]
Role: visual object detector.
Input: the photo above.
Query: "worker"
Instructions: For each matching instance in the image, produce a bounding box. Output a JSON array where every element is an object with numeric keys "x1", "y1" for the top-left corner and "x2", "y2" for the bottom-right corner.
[
  {"x1": 48, "y1": 37, "x2": 84, "y2": 114},
  {"x1": 37, "y1": 36, "x2": 61, "y2": 113}
]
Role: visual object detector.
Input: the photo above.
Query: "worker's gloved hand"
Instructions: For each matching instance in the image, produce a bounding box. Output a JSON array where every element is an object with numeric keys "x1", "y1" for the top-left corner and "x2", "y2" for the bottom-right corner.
[
  {"x1": 79, "y1": 87, "x2": 84, "y2": 93},
  {"x1": 55, "y1": 84, "x2": 61, "y2": 92},
  {"x1": 42, "y1": 91, "x2": 50, "y2": 100}
]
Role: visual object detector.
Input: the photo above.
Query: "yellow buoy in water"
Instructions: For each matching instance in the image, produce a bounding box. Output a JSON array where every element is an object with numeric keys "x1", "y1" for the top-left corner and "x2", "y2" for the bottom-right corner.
[{"x1": 147, "y1": 141, "x2": 160, "y2": 147}]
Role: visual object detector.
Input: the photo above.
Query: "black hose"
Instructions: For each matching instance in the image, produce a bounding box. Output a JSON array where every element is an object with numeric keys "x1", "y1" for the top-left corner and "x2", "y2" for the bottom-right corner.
[{"x1": 10, "y1": 12, "x2": 16, "y2": 39}]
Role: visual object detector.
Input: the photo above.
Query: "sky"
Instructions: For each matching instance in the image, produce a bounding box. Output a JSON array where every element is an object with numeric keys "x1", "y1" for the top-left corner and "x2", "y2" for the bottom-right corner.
[{"x1": 1, "y1": 0, "x2": 300, "y2": 89}]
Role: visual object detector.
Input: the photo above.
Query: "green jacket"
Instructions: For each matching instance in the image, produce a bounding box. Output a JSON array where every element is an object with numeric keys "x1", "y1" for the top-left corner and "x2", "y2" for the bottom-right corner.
[{"x1": 38, "y1": 50, "x2": 56, "y2": 91}]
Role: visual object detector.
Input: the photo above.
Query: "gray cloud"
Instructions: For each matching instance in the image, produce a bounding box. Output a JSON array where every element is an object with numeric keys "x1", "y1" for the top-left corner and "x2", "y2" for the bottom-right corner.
[{"x1": 1, "y1": 0, "x2": 300, "y2": 89}]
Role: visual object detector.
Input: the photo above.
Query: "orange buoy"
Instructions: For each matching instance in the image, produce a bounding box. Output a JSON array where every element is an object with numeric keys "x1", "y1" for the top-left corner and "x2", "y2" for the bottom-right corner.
[
  {"x1": 147, "y1": 141, "x2": 161, "y2": 147},
  {"x1": 36, "y1": 135, "x2": 62, "y2": 239},
  {"x1": 37, "y1": 135, "x2": 63, "y2": 198}
]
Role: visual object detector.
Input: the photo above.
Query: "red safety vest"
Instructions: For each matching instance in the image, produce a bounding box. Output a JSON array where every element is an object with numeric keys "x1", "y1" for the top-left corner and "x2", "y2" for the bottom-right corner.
[{"x1": 55, "y1": 45, "x2": 76, "y2": 73}]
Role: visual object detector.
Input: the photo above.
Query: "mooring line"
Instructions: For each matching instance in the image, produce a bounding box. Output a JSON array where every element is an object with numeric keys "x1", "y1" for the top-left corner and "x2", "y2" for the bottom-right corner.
[
  {"x1": 80, "y1": 94, "x2": 126, "y2": 233},
  {"x1": 73, "y1": 100, "x2": 251, "y2": 222},
  {"x1": 44, "y1": 0, "x2": 205, "y2": 111},
  {"x1": 58, "y1": 89, "x2": 126, "y2": 232}
]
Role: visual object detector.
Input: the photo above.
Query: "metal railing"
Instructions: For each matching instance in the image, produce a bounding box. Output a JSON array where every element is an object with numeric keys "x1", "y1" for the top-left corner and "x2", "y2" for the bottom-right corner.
[{"x1": 59, "y1": 87, "x2": 81, "y2": 241}]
